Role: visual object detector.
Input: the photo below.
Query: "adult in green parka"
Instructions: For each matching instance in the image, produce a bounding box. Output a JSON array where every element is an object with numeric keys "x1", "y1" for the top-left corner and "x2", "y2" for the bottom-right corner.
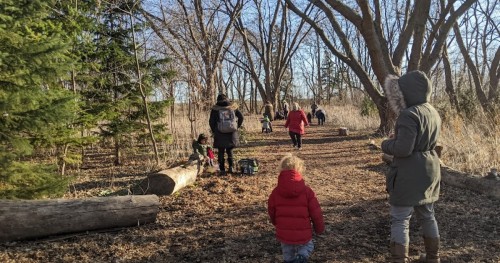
[{"x1": 381, "y1": 71, "x2": 442, "y2": 263}]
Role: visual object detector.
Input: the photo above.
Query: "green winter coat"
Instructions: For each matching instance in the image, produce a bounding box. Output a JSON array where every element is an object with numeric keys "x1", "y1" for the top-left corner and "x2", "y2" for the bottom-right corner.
[
  {"x1": 381, "y1": 71, "x2": 442, "y2": 206},
  {"x1": 192, "y1": 140, "x2": 208, "y2": 157}
]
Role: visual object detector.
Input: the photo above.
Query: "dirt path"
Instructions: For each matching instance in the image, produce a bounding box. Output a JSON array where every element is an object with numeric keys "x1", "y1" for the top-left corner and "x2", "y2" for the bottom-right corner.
[{"x1": 0, "y1": 120, "x2": 499, "y2": 263}]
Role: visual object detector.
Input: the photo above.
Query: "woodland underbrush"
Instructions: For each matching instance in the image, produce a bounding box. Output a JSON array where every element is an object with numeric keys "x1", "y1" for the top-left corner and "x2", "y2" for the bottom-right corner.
[
  {"x1": 439, "y1": 111, "x2": 499, "y2": 175},
  {"x1": 159, "y1": 102, "x2": 499, "y2": 176},
  {"x1": 4, "y1": 102, "x2": 496, "y2": 199}
]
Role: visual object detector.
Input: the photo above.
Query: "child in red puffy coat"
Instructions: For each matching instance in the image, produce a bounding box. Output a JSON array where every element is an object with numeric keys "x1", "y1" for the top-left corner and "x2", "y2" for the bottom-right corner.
[{"x1": 268, "y1": 154, "x2": 325, "y2": 263}]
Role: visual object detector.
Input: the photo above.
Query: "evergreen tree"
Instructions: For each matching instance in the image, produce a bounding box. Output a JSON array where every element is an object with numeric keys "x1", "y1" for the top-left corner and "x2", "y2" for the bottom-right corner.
[
  {"x1": 82, "y1": 2, "x2": 172, "y2": 165},
  {"x1": 0, "y1": 0, "x2": 77, "y2": 198}
]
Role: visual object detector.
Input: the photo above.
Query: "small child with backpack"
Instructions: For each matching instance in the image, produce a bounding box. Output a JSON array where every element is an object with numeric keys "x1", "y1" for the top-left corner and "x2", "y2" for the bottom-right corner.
[
  {"x1": 261, "y1": 115, "x2": 272, "y2": 133},
  {"x1": 268, "y1": 154, "x2": 325, "y2": 263}
]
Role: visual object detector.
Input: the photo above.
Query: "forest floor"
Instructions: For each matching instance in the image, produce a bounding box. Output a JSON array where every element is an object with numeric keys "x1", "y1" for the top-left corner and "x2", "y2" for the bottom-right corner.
[{"x1": 0, "y1": 119, "x2": 499, "y2": 263}]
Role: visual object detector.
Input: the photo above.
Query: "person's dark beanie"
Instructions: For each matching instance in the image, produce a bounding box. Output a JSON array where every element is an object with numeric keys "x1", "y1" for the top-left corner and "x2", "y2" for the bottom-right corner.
[{"x1": 217, "y1": 94, "x2": 227, "y2": 102}]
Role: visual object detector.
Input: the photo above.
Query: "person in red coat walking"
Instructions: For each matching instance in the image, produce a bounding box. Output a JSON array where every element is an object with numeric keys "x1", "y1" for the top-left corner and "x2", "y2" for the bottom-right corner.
[
  {"x1": 268, "y1": 154, "x2": 325, "y2": 263},
  {"x1": 285, "y1": 102, "x2": 309, "y2": 150}
]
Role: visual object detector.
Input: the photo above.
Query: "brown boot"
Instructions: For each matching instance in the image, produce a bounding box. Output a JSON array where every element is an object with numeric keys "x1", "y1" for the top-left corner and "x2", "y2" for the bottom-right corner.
[
  {"x1": 422, "y1": 237, "x2": 440, "y2": 263},
  {"x1": 390, "y1": 242, "x2": 409, "y2": 263}
]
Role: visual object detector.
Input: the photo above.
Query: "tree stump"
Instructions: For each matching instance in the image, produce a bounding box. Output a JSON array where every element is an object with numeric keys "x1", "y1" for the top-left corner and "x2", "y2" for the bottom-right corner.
[
  {"x1": 338, "y1": 127, "x2": 349, "y2": 136},
  {"x1": 0, "y1": 195, "x2": 159, "y2": 242},
  {"x1": 137, "y1": 160, "x2": 201, "y2": 196}
]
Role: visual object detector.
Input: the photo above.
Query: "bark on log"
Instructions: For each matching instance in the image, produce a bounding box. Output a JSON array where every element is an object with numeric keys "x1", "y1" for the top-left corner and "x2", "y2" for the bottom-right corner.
[
  {"x1": 137, "y1": 160, "x2": 200, "y2": 196},
  {"x1": 0, "y1": 195, "x2": 159, "y2": 242},
  {"x1": 441, "y1": 166, "x2": 500, "y2": 200}
]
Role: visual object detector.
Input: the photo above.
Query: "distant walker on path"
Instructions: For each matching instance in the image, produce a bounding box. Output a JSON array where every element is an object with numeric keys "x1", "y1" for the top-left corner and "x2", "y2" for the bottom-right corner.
[
  {"x1": 285, "y1": 102, "x2": 309, "y2": 150},
  {"x1": 315, "y1": 108, "x2": 326, "y2": 125}
]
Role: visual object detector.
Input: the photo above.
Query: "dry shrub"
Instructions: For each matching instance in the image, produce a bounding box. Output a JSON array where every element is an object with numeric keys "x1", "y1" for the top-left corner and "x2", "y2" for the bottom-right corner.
[
  {"x1": 440, "y1": 113, "x2": 500, "y2": 175},
  {"x1": 320, "y1": 104, "x2": 379, "y2": 131}
]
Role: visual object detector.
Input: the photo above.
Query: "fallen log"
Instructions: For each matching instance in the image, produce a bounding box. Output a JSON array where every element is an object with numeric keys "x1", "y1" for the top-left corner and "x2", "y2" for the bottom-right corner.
[
  {"x1": 137, "y1": 160, "x2": 201, "y2": 196},
  {"x1": 0, "y1": 195, "x2": 159, "y2": 242},
  {"x1": 381, "y1": 154, "x2": 499, "y2": 200},
  {"x1": 441, "y1": 166, "x2": 500, "y2": 200}
]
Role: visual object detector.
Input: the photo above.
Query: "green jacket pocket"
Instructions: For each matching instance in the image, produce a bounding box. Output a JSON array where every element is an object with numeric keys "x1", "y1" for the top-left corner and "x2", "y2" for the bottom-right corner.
[{"x1": 386, "y1": 166, "x2": 397, "y2": 193}]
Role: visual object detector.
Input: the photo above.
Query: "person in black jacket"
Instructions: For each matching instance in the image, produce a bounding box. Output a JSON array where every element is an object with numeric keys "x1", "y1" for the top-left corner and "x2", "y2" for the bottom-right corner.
[
  {"x1": 209, "y1": 94, "x2": 244, "y2": 175},
  {"x1": 315, "y1": 108, "x2": 326, "y2": 125}
]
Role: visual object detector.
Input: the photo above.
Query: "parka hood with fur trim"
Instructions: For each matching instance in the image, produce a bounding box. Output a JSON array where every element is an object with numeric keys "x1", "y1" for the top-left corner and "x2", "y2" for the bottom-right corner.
[{"x1": 384, "y1": 70, "x2": 432, "y2": 113}]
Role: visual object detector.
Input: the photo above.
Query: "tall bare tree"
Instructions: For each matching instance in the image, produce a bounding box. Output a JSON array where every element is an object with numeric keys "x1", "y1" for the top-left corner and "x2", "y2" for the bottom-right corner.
[
  {"x1": 226, "y1": 0, "x2": 313, "y2": 108},
  {"x1": 285, "y1": 0, "x2": 477, "y2": 133},
  {"x1": 452, "y1": 0, "x2": 500, "y2": 113},
  {"x1": 140, "y1": 0, "x2": 243, "y2": 107}
]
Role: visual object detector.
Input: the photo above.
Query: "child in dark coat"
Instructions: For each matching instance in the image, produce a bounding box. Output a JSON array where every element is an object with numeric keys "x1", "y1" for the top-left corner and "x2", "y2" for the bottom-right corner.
[
  {"x1": 268, "y1": 154, "x2": 325, "y2": 263},
  {"x1": 315, "y1": 109, "x2": 326, "y2": 125}
]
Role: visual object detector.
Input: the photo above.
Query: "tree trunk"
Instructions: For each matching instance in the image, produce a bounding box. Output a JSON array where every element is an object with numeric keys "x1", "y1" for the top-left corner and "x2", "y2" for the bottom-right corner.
[
  {"x1": 453, "y1": 23, "x2": 490, "y2": 112},
  {"x1": 114, "y1": 137, "x2": 121, "y2": 166},
  {"x1": 129, "y1": 13, "x2": 160, "y2": 166},
  {"x1": 0, "y1": 195, "x2": 159, "y2": 242},
  {"x1": 442, "y1": 46, "x2": 460, "y2": 111},
  {"x1": 137, "y1": 161, "x2": 200, "y2": 196}
]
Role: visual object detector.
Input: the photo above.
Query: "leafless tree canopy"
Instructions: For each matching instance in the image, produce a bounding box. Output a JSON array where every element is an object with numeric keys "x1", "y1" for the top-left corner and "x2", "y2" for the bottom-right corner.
[{"x1": 139, "y1": 0, "x2": 498, "y2": 132}]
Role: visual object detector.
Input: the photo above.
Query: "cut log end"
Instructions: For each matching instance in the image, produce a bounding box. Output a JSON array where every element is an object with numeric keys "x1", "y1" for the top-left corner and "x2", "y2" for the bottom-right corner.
[{"x1": 137, "y1": 161, "x2": 199, "y2": 196}]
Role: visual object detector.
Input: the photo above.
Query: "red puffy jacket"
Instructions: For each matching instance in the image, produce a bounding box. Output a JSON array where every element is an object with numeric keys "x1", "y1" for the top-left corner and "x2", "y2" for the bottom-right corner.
[
  {"x1": 285, "y1": 110, "x2": 308, "y2": 135},
  {"x1": 268, "y1": 170, "x2": 325, "y2": 244}
]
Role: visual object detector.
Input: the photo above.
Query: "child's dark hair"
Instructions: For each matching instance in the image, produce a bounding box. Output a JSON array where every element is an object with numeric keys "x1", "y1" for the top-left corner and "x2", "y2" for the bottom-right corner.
[{"x1": 197, "y1": 133, "x2": 208, "y2": 143}]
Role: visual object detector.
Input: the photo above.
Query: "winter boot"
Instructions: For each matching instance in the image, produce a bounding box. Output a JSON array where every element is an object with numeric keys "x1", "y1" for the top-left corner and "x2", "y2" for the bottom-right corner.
[
  {"x1": 390, "y1": 242, "x2": 409, "y2": 263},
  {"x1": 293, "y1": 254, "x2": 307, "y2": 263},
  {"x1": 420, "y1": 237, "x2": 440, "y2": 263},
  {"x1": 218, "y1": 160, "x2": 226, "y2": 176}
]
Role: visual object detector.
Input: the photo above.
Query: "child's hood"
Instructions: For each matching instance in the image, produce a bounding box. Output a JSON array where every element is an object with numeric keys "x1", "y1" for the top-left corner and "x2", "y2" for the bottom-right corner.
[{"x1": 276, "y1": 169, "x2": 306, "y2": 198}]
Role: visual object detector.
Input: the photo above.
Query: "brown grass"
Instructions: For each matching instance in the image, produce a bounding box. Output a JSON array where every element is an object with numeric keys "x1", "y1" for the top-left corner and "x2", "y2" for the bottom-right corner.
[{"x1": 439, "y1": 114, "x2": 500, "y2": 175}]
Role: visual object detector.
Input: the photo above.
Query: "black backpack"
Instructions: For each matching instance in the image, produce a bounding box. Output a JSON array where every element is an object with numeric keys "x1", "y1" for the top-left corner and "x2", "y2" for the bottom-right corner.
[{"x1": 217, "y1": 108, "x2": 238, "y2": 133}]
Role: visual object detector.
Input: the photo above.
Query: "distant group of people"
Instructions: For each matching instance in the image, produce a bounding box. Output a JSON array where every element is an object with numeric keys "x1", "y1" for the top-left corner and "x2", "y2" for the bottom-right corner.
[{"x1": 192, "y1": 70, "x2": 442, "y2": 263}]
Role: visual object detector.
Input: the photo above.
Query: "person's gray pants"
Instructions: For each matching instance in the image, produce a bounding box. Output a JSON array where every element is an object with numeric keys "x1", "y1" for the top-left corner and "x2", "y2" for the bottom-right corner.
[
  {"x1": 280, "y1": 240, "x2": 314, "y2": 262},
  {"x1": 390, "y1": 203, "x2": 439, "y2": 245}
]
